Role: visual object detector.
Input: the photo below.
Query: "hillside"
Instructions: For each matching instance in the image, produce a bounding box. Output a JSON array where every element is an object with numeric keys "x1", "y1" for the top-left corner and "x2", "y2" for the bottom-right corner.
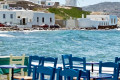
[
  {"x1": 82, "y1": 2, "x2": 120, "y2": 17},
  {"x1": 48, "y1": 7, "x2": 90, "y2": 20}
]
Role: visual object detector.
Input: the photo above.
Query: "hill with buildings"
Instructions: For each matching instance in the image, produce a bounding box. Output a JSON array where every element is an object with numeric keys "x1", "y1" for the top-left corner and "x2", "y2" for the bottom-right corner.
[
  {"x1": 82, "y1": 2, "x2": 120, "y2": 17},
  {"x1": 48, "y1": 7, "x2": 90, "y2": 20}
]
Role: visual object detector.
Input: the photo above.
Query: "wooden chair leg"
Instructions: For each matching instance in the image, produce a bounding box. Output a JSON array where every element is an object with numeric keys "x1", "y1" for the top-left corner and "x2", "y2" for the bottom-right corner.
[{"x1": 9, "y1": 69, "x2": 11, "y2": 80}]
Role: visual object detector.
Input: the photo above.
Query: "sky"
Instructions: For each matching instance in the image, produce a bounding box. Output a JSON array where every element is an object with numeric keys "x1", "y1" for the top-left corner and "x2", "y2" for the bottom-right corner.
[{"x1": 51, "y1": 0, "x2": 120, "y2": 7}]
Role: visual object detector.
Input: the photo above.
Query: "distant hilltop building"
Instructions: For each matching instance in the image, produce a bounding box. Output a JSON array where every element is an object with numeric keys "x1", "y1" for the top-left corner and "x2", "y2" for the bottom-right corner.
[
  {"x1": 65, "y1": 0, "x2": 77, "y2": 7},
  {"x1": 4, "y1": 0, "x2": 59, "y2": 9},
  {"x1": 5, "y1": 0, "x2": 27, "y2": 3}
]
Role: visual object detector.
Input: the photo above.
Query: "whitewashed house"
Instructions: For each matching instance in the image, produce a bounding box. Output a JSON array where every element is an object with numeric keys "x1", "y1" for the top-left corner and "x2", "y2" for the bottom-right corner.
[
  {"x1": 0, "y1": 3, "x2": 9, "y2": 10},
  {"x1": 32, "y1": 12, "x2": 55, "y2": 26},
  {"x1": 29, "y1": 0, "x2": 41, "y2": 5},
  {"x1": 87, "y1": 15, "x2": 117, "y2": 26},
  {"x1": 78, "y1": 15, "x2": 118, "y2": 29},
  {"x1": 0, "y1": 10, "x2": 55, "y2": 28},
  {"x1": 87, "y1": 15, "x2": 118, "y2": 29},
  {"x1": 45, "y1": 1, "x2": 55, "y2": 6}
]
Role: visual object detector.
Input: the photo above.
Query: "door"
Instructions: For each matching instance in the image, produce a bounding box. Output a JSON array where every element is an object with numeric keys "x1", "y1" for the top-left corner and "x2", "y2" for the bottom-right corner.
[{"x1": 23, "y1": 18, "x2": 26, "y2": 25}]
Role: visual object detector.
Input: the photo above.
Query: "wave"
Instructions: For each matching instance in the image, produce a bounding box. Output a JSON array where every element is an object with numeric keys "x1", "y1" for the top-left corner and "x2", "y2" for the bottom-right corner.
[
  {"x1": 0, "y1": 34, "x2": 15, "y2": 37},
  {"x1": 116, "y1": 28, "x2": 120, "y2": 31}
]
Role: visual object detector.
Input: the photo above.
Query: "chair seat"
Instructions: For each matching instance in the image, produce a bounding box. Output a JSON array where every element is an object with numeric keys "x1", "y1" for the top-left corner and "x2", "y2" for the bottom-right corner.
[{"x1": 14, "y1": 76, "x2": 32, "y2": 80}]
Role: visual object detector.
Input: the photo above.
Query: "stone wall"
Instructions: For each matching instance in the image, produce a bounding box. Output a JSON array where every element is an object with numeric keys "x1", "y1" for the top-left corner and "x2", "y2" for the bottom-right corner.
[{"x1": 55, "y1": 19, "x2": 66, "y2": 28}]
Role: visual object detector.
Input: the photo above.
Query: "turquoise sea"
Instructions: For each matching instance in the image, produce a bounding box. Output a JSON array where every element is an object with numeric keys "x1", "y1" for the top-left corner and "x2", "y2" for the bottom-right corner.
[{"x1": 0, "y1": 30, "x2": 120, "y2": 63}]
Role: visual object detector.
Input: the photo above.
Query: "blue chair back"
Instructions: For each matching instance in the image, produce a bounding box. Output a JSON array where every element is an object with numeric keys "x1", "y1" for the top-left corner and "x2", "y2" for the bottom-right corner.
[
  {"x1": 62, "y1": 54, "x2": 72, "y2": 69},
  {"x1": 42, "y1": 57, "x2": 58, "y2": 68},
  {"x1": 28, "y1": 55, "x2": 43, "y2": 76},
  {"x1": 115, "y1": 57, "x2": 120, "y2": 76},
  {"x1": 33, "y1": 65, "x2": 55, "y2": 80},
  {"x1": 99, "y1": 61, "x2": 119, "y2": 80},
  {"x1": 70, "y1": 57, "x2": 86, "y2": 71},
  {"x1": 57, "y1": 67, "x2": 81, "y2": 80},
  {"x1": 81, "y1": 70, "x2": 90, "y2": 80}
]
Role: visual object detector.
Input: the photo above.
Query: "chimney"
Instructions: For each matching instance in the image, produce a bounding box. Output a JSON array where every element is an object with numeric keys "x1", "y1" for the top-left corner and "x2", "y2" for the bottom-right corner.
[{"x1": 82, "y1": 14, "x2": 84, "y2": 18}]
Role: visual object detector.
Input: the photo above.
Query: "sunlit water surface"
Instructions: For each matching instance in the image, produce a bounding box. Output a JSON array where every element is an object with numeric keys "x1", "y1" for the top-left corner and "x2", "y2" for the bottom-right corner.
[{"x1": 0, "y1": 30, "x2": 120, "y2": 63}]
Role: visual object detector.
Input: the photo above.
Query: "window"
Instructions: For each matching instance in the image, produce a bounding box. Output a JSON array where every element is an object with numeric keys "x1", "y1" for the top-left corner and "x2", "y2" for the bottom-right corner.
[
  {"x1": 114, "y1": 18, "x2": 116, "y2": 24},
  {"x1": 99, "y1": 22, "x2": 101, "y2": 25},
  {"x1": 50, "y1": 18, "x2": 52, "y2": 22},
  {"x1": 3, "y1": 5, "x2": 7, "y2": 9},
  {"x1": 106, "y1": 22, "x2": 107, "y2": 25},
  {"x1": 18, "y1": 16, "x2": 20, "y2": 18},
  {"x1": 102, "y1": 18, "x2": 104, "y2": 20},
  {"x1": 10, "y1": 14, "x2": 13, "y2": 19},
  {"x1": 30, "y1": 19, "x2": 32, "y2": 22},
  {"x1": 10, "y1": 22, "x2": 12, "y2": 24},
  {"x1": 104, "y1": 22, "x2": 106, "y2": 26},
  {"x1": 111, "y1": 18, "x2": 113, "y2": 24},
  {"x1": 37, "y1": 17, "x2": 39, "y2": 22},
  {"x1": 42, "y1": 17, "x2": 44, "y2": 23},
  {"x1": 3, "y1": 14, "x2": 5, "y2": 19}
]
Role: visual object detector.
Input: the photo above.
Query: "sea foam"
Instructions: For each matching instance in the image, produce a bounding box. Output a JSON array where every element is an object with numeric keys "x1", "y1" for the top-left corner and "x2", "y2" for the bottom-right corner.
[{"x1": 0, "y1": 34, "x2": 15, "y2": 37}]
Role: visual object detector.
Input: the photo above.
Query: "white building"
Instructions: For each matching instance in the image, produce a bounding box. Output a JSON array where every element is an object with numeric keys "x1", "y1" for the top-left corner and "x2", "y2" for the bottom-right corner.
[
  {"x1": 45, "y1": 1, "x2": 55, "y2": 6},
  {"x1": 0, "y1": 3, "x2": 9, "y2": 10},
  {"x1": 87, "y1": 15, "x2": 118, "y2": 26},
  {"x1": 29, "y1": 0, "x2": 41, "y2": 5},
  {"x1": 0, "y1": 10, "x2": 55, "y2": 28},
  {"x1": 78, "y1": 15, "x2": 118, "y2": 29},
  {"x1": 32, "y1": 12, "x2": 55, "y2": 26},
  {"x1": 29, "y1": 0, "x2": 51, "y2": 5}
]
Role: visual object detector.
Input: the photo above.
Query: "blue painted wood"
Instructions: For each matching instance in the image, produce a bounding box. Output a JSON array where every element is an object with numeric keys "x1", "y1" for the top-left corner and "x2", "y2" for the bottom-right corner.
[
  {"x1": 57, "y1": 67, "x2": 90, "y2": 80},
  {"x1": 81, "y1": 70, "x2": 90, "y2": 80},
  {"x1": 70, "y1": 57, "x2": 86, "y2": 71},
  {"x1": 62, "y1": 54, "x2": 72, "y2": 69},
  {"x1": 28, "y1": 55, "x2": 43, "y2": 76},
  {"x1": 99, "y1": 61, "x2": 119, "y2": 80},
  {"x1": 115, "y1": 57, "x2": 120, "y2": 77},
  {"x1": 33, "y1": 65, "x2": 55, "y2": 80},
  {"x1": 41, "y1": 57, "x2": 58, "y2": 68}
]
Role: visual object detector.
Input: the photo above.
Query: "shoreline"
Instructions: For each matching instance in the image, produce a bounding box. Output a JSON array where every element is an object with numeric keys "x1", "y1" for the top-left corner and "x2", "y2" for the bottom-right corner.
[{"x1": 0, "y1": 27, "x2": 120, "y2": 32}]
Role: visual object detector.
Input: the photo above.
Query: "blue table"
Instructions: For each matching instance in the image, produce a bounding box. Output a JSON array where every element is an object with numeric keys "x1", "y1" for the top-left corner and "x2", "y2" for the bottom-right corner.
[
  {"x1": 0, "y1": 65, "x2": 27, "y2": 80},
  {"x1": 91, "y1": 73, "x2": 112, "y2": 80}
]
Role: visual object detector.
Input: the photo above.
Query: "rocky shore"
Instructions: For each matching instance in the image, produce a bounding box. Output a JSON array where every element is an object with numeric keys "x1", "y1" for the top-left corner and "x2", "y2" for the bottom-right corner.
[{"x1": 0, "y1": 26, "x2": 119, "y2": 31}]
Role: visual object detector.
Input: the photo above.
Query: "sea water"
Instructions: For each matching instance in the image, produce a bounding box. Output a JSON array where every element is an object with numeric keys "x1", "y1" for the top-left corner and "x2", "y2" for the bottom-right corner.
[{"x1": 0, "y1": 30, "x2": 120, "y2": 63}]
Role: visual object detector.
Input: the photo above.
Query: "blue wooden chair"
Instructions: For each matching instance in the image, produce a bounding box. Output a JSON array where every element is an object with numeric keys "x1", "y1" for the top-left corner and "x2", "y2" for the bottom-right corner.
[
  {"x1": 41, "y1": 57, "x2": 58, "y2": 68},
  {"x1": 28, "y1": 55, "x2": 43, "y2": 76},
  {"x1": 57, "y1": 67, "x2": 90, "y2": 80},
  {"x1": 62, "y1": 54, "x2": 72, "y2": 69},
  {"x1": 57, "y1": 67, "x2": 81, "y2": 80},
  {"x1": 70, "y1": 57, "x2": 86, "y2": 71},
  {"x1": 115, "y1": 57, "x2": 120, "y2": 77},
  {"x1": 81, "y1": 70, "x2": 90, "y2": 80},
  {"x1": 33, "y1": 65, "x2": 55, "y2": 80},
  {"x1": 99, "y1": 61, "x2": 119, "y2": 80}
]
